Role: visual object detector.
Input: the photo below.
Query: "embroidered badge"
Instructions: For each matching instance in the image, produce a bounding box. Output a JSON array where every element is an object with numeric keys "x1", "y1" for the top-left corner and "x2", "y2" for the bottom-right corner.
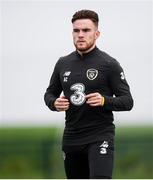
[{"x1": 86, "y1": 69, "x2": 98, "y2": 80}]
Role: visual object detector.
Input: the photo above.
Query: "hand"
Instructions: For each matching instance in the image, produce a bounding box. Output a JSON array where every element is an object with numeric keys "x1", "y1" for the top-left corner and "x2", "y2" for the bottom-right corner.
[
  {"x1": 86, "y1": 92, "x2": 103, "y2": 107},
  {"x1": 54, "y1": 96, "x2": 70, "y2": 111}
]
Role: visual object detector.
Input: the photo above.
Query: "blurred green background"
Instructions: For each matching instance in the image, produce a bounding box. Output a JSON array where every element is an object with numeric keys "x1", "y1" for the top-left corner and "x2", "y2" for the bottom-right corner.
[{"x1": 0, "y1": 126, "x2": 153, "y2": 179}]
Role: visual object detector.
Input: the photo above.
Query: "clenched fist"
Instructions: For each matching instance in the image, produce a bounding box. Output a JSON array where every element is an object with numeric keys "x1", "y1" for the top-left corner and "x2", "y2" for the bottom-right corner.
[
  {"x1": 54, "y1": 96, "x2": 70, "y2": 111},
  {"x1": 86, "y1": 92, "x2": 104, "y2": 107}
]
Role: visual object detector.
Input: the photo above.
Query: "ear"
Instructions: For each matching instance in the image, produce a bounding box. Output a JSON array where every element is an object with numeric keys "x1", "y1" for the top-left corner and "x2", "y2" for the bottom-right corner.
[{"x1": 95, "y1": 30, "x2": 100, "y2": 40}]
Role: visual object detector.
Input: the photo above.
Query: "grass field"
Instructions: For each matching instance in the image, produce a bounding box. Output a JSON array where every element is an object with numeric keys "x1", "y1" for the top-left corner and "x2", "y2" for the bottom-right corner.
[{"x1": 0, "y1": 126, "x2": 152, "y2": 178}]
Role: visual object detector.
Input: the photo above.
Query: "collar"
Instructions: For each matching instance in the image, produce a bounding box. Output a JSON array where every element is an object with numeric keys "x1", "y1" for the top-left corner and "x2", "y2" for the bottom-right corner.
[{"x1": 76, "y1": 46, "x2": 99, "y2": 59}]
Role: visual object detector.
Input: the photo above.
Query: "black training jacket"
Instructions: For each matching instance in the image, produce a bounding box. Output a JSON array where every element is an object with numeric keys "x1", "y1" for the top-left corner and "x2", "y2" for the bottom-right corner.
[{"x1": 44, "y1": 47, "x2": 133, "y2": 145}]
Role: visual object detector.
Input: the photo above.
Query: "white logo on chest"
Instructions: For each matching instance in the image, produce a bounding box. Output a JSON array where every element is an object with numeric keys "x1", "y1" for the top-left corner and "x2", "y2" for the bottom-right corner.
[
  {"x1": 63, "y1": 71, "x2": 71, "y2": 82},
  {"x1": 86, "y1": 69, "x2": 98, "y2": 80}
]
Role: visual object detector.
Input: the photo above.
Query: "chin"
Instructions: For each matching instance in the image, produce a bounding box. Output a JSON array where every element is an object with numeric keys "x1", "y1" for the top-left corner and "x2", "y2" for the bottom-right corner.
[
  {"x1": 76, "y1": 46, "x2": 88, "y2": 52},
  {"x1": 77, "y1": 48, "x2": 87, "y2": 52},
  {"x1": 75, "y1": 43, "x2": 94, "y2": 52}
]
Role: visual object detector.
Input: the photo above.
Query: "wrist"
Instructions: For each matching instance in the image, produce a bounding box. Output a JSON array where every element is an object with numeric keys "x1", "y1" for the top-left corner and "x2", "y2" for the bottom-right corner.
[{"x1": 101, "y1": 96, "x2": 105, "y2": 106}]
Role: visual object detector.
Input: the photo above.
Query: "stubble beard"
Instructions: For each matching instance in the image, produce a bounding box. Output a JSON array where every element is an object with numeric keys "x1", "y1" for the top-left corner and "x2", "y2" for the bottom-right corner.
[{"x1": 74, "y1": 41, "x2": 95, "y2": 53}]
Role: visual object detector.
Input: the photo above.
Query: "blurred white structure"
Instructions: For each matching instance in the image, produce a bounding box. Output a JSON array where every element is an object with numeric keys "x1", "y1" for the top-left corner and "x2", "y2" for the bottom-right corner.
[{"x1": 0, "y1": 0, "x2": 152, "y2": 127}]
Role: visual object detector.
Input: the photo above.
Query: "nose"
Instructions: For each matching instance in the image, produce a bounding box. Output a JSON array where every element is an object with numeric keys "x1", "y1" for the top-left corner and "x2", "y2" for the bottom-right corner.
[{"x1": 78, "y1": 30, "x2": 84, "y2": 37}]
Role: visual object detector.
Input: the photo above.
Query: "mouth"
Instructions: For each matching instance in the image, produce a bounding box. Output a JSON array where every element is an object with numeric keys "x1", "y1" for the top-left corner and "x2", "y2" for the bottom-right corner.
[
  {"x1": 77, "y1": 40, "x2": 86, "y2": 43},
  {"x1": 77, "y1": 38, "x2": 86, "y2": 41}
]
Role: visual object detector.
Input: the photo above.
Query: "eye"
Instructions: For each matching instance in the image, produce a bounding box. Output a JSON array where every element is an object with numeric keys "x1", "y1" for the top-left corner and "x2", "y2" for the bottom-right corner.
[
  {"x1": 73, "y1": 29, "x2": 80, "y2": 33},
  {"x1": 83, "y1": 28, "x2": 91, "y2": 32}
]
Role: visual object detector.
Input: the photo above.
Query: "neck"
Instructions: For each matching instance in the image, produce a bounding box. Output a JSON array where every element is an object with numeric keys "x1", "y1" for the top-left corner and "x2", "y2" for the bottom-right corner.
[{"x1": 77, "y1": 44, "x2": 96, "y2": 56}]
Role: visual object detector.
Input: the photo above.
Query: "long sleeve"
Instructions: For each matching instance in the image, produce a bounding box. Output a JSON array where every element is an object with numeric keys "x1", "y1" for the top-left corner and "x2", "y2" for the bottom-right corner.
[
  {"x1": 103, "y1": 60, "x2": 133, "y2": 111},
  {"x1": 44, "y1": 59, "x2": 63, "y2": 111}
]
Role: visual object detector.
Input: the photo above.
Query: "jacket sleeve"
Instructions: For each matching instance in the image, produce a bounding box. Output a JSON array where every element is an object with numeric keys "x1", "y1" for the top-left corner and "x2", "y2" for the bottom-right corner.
[
  {"x1": 103, "y1": 60, "x2": 134, "y2": 111},
  {"x1": 44, "y1": 59, "x2": 63, "y2": 111}
]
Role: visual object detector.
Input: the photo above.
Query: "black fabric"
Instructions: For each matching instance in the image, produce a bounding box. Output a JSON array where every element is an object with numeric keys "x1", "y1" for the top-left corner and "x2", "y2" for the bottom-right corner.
[
  {"x1": 44, "y1": 47, "x2": 133, "y2": 145},
  {"x1": 62, "y1": 140, "x2": 114, "y2": 179}
]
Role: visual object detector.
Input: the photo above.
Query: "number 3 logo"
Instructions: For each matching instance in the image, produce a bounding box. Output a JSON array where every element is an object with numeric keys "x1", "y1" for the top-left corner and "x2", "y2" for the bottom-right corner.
[{"x1": 70, "y1": 83, "x2": 86, "y2": 106}]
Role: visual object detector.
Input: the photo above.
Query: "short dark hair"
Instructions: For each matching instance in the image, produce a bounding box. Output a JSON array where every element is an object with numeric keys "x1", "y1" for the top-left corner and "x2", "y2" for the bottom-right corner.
[{"x1": 71, "y1": 9, "x2": 99, "y2": 27}]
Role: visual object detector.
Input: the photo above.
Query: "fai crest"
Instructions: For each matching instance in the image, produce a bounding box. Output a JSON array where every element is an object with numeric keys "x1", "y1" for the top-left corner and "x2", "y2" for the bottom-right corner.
[{"x1": 86, "y1": 69, "x2": 98, "y2": 80}]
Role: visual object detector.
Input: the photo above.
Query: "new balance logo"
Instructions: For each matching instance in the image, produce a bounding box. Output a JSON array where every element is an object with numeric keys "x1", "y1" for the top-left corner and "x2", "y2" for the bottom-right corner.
[
  {"x1": 63, "y1": 71, "x2": 71, "y2": 76},
  {"x1": 63, "y1": 71, "x2": 71, "y2": 82}
]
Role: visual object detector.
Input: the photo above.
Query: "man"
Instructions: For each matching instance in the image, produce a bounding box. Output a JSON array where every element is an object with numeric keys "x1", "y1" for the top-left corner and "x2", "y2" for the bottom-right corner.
[{"x1": 44, "y1": 10, "x2": 133, "y2": 179}]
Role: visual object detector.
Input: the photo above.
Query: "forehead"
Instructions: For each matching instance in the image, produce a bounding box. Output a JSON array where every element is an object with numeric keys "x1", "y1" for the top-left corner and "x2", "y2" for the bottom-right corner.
[{"x1": 73, "y1": 19, "x2": 96, "y2": 29}]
